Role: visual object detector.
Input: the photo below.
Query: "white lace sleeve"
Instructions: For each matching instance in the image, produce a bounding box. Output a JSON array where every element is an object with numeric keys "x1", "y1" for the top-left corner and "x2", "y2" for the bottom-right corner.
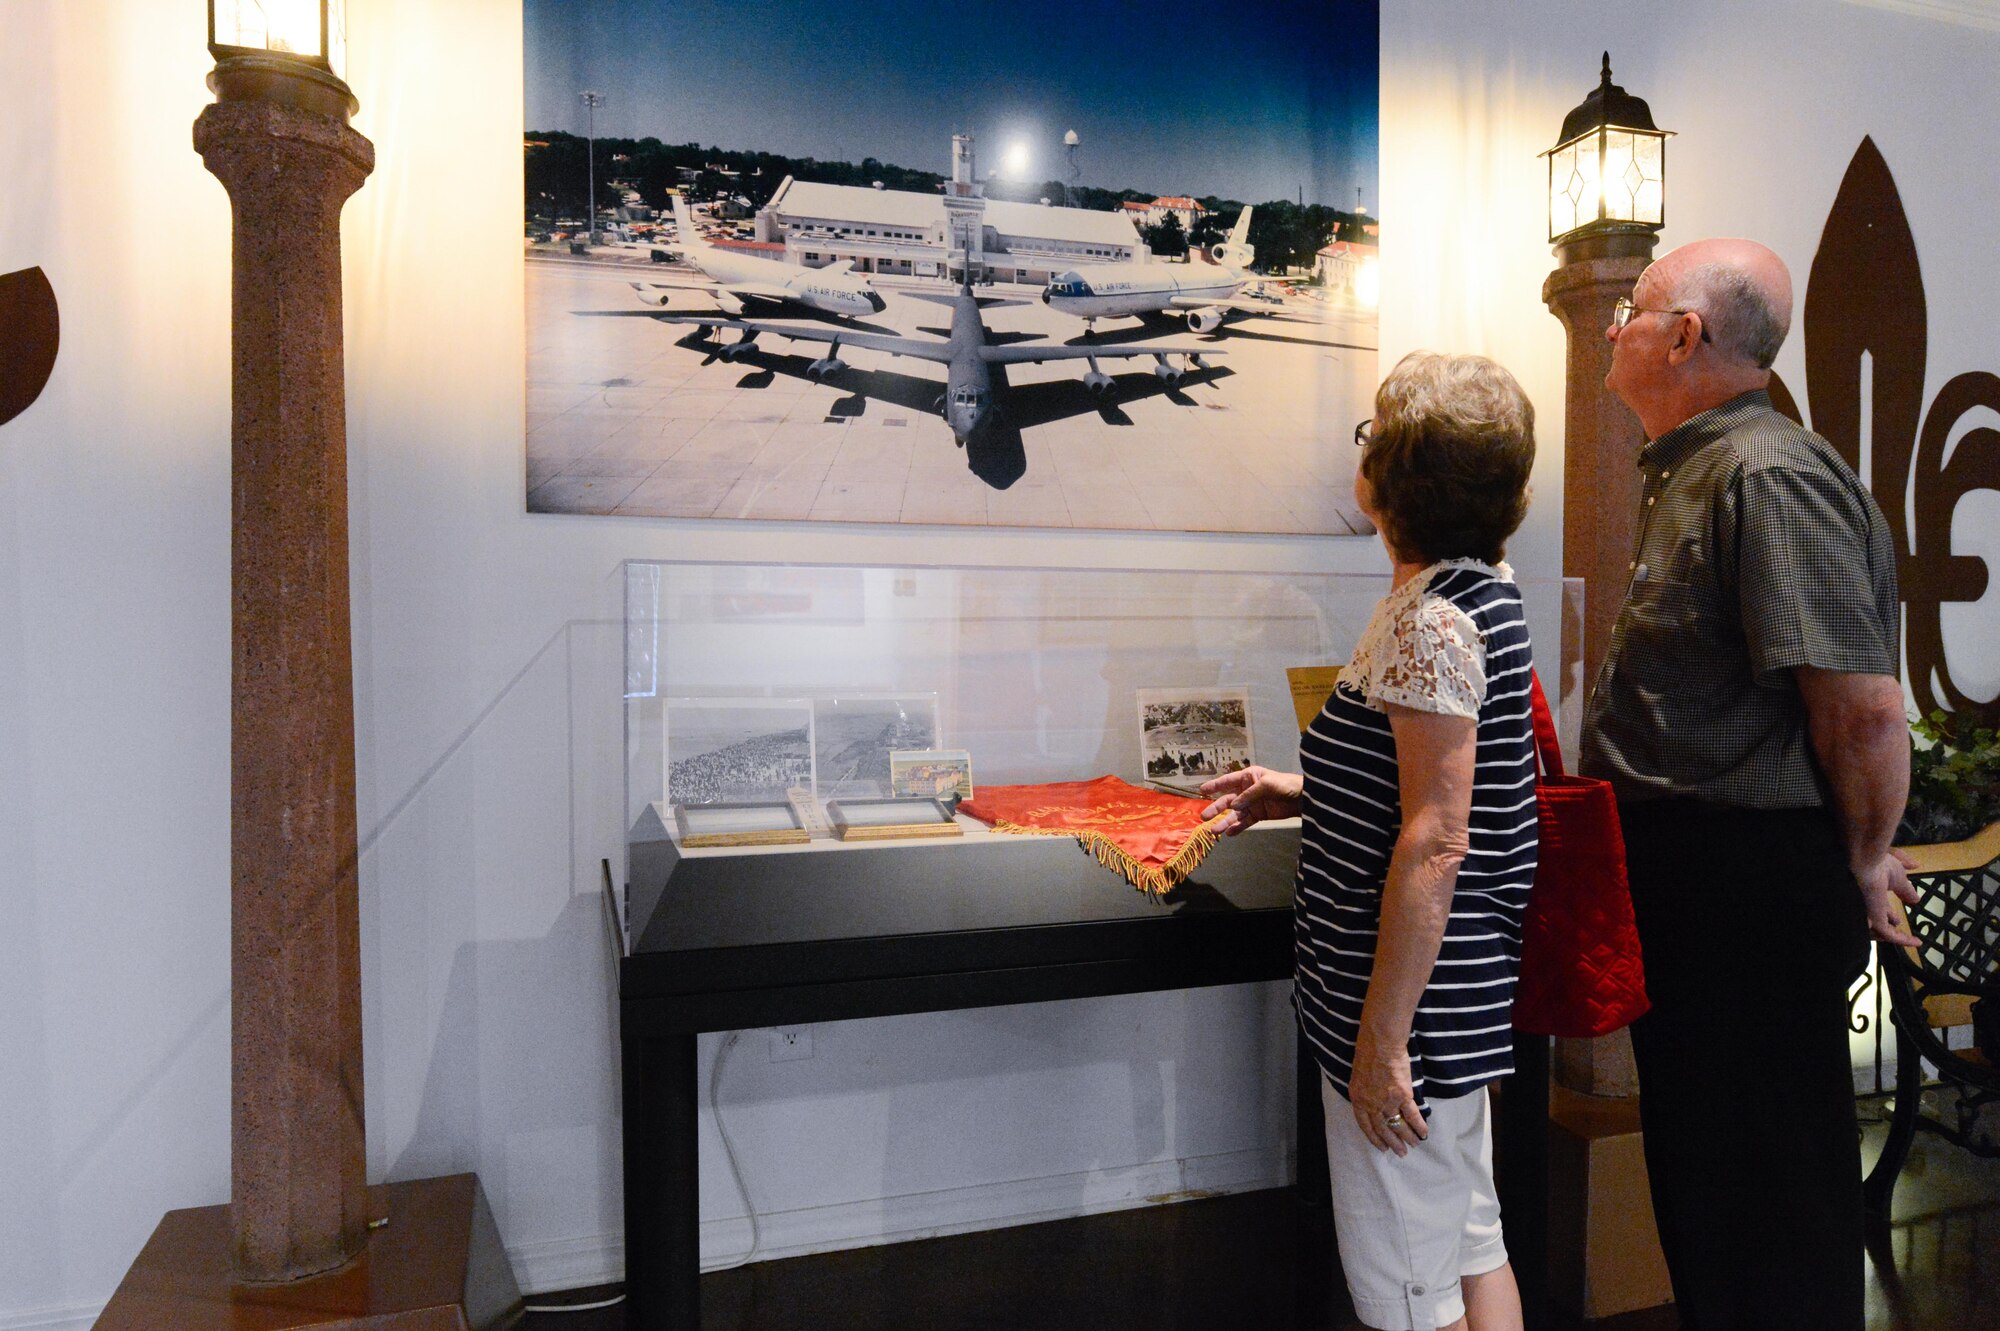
[{"x1": 1367, "y1": 592, "x2": 1488, "y2": 719}]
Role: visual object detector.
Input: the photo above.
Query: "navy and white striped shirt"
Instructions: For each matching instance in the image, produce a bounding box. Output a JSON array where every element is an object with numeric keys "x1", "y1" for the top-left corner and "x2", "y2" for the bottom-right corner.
[{"x1": 1296, "y1": 559, "x2": 1538, "y2": 1105}]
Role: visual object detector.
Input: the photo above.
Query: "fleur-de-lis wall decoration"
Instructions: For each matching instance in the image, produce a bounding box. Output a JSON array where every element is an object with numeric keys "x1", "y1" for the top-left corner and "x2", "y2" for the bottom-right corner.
[
  {"x1": 0, "y1": 266, "x2": 60, "y2": 430},
  {"x1": 1771, "y1": 138, "x2": 2000, "y2": 727}
]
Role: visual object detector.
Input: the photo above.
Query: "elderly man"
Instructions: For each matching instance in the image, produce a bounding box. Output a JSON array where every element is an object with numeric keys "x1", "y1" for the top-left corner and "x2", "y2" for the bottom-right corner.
[{"x1": 1580, "y1": 238, "x2": 1915, "y2": 1330}]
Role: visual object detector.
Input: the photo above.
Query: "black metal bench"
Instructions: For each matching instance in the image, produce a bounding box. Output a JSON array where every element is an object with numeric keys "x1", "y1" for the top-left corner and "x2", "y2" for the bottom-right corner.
[{"x1": 1863, "y1": 823, "x2": 2000, "y2": 1226}]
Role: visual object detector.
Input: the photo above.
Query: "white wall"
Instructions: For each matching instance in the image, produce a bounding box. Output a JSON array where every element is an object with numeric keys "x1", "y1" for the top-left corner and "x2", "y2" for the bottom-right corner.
[
  {"x1": 5, "y1": 1, "x2": 1995, "y2": 1326},
  {"x1": 0, "y1": 3, "x2": 1381, "y2": 1321},
  {"x1": 1383, "y1": 0, "x2": 2000, "y2": 697}
]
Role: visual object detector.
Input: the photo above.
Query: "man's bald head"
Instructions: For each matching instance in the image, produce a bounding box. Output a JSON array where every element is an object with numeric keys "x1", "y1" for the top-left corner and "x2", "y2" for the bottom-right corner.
[{"x1": 1647, "y1": 238, "x2": 1794, "y2": 370}]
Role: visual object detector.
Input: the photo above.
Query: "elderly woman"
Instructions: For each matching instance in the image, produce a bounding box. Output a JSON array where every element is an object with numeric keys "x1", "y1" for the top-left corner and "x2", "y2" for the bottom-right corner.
[{"x1": 1202, "y1": 351, "x2": 1538, "y2": 1331}]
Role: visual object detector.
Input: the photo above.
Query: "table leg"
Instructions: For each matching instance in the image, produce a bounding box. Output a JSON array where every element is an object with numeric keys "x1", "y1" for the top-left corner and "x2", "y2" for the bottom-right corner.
[
  {"x1": 1295, "y1": 1029, "x2": 1330, "y2": 1208},
  {"x1": 1499, "y1": 1031, "x2": 1551, "y2": 1330},
  {"x1": 623, "y1": 1028, "x2": 699, "y2": 1329}
]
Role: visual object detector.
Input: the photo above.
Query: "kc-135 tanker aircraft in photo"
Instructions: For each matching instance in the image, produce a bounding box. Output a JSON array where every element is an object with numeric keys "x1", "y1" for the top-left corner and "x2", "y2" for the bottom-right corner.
[
  {"x1": 1041, "y1": 207, "x2": 1318, "y2": 336},
  {"x1": 524, "y1": 0, "x2": 1380, "y2": 533},
  {"x1": 628, "y1": 194, "x2": 886, "y2": 320}
]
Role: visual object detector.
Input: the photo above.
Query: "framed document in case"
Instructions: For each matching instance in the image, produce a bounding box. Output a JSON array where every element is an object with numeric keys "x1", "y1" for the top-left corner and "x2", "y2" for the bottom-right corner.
[
  {"x1": 825, "y1": 797, "x2": 963, "y2": 842},
  {"x1": 673, "y1": 801, "x2": 811, "y2": 848}
]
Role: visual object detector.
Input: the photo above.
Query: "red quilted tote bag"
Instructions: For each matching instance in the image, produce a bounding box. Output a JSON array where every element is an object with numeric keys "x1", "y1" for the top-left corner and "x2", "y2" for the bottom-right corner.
[{"x1": 1512, "y1": 671, "x2": 1650, "y2": 1038}]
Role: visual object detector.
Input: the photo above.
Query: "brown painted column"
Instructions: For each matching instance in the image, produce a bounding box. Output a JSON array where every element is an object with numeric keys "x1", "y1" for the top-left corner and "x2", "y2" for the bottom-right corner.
[
  {"x1": 194, "y1": 99, "x2": 375, "y2": 1283},
  {"x1": 1539, "y1": 232, "x2": 1678, "y2": 1320},
  {"x1": 1542, "y1": 232, "x2": 1653, "y2": 1097},
  {"x1": 1542, "y1": 233, "x2": 1652, "y2": 695}
]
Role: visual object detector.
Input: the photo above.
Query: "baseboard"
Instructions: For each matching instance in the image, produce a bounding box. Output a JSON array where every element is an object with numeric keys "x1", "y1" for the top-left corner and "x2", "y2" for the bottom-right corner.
[
  {"x1": 0, "y1": 1303, "x2": 99, "y2": 1331},
  {"x1": 506, "y1": 1230, "x2": 627, "y2": 1296},
  {"x1": 705, "y1": 1144, "x2": 1293, "y2": 1266},
  {"x1": 506, "y1": 1143, "x2": 1293, "y2": 1293},
  {"x1": 10, "y1": 1147, "x2": 1296, "y2": 1314}
]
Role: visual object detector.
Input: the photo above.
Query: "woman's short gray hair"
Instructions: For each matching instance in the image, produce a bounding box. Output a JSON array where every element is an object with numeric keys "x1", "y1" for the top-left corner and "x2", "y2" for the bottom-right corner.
[
  {"x1": 1669, "y1": 262, "x2": 1789, "y2": 369},
  {"x1": 1361, "y1": 351, "x2": 1535, "y2": 565}
]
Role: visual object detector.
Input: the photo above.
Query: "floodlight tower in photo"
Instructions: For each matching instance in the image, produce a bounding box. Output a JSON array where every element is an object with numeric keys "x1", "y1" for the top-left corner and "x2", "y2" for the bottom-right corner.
[
  {"x1": 581, "y1": 89, "x2": 605, "y2": 244},
  {"x1": 1065, "y1": 128, "x2": 1081, "y2": 205}
]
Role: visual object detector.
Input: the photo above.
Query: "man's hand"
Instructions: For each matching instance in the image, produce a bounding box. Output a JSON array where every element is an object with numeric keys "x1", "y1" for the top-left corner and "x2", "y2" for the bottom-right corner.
[
  {"x1": 1348, "y1": 1025, "x2": 1428, "y2": 1157},
  {"x1": 1796, "y1": 669, "x2": 1917, "y2": 953},
  {"x1": 1197, "y1": 766, "x2": 1302, "y2": 835},
  {"x1": 1856, "y1": 847, "x2": 1921, "y2": 948}
]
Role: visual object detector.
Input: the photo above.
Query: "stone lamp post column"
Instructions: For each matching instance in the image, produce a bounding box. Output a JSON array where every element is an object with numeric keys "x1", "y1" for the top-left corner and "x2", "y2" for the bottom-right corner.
[
  {"x1": 1543, "y1": 236, "x2": 1652, "y2": 1101},
  {"x1": 196, "y1": 69, "x2": 375, "y2": 1288},
  {"x1": 1545, "y1": 235, "x2": 1654, "y2": 723},
  {"x1": 1539, "y1": 52, "x2": 1671, "y2": 710},
  {"x1": 1535, "y1": 54, "x2": 1676, "y2": 1323},
  {"x1": 97, "y1": 7, "x2": 518, "y2": 1325},
  {"x1": 1539, "y1": 53, "x2": 1671, "y2": 1099}
]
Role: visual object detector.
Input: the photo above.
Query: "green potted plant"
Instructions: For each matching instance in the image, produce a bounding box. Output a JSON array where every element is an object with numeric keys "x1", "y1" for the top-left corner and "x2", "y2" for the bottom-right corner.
[{"x1": 1896, "y1": 711, "x2": 2000, "y2": 847}]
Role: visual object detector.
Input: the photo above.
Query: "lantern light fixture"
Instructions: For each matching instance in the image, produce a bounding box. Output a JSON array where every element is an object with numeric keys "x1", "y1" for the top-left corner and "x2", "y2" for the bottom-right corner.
[
  {"x1": 1541, "y1": 53, "x2": 1671, "y2": 250},
  {"x1": 208, "y1": 0, "x2": 356, "y2": 121}
]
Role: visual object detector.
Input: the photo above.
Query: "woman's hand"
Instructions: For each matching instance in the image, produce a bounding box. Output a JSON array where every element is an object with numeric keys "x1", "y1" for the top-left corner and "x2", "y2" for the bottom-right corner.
[
  {"x1": 1348, "y1": 1024, "x2": 1428, "y2": 1156},
  {"x1": 1198, "y1": 766, "x2": 1303, "y2": 835}
]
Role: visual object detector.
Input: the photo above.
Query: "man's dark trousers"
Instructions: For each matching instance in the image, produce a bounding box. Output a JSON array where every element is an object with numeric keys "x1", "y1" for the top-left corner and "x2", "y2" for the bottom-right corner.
[{"x1": 1619, "y1": 799, "x2": 1871, "y2": 1331}]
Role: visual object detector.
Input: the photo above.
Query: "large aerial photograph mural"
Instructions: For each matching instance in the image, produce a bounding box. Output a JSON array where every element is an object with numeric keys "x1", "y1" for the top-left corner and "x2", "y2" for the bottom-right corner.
[{"x1": 525, "y1": 0, "x2": 1380, "y2": 533}]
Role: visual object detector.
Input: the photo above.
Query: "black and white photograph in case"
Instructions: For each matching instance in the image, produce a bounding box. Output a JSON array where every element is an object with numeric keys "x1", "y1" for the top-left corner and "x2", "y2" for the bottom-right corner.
[
  {"x1": 523, "y1": 0, "x2": 1380, "y2": 533},
  {"x1": 665, "y1": 698, "x2": 815, "y2": 806},
  {"x1": 1137, "y1": 687, "x2": 1255, "y2": 795},
  {"x1": 813, "y1": 694, "x2": 939, "y2": 800}
]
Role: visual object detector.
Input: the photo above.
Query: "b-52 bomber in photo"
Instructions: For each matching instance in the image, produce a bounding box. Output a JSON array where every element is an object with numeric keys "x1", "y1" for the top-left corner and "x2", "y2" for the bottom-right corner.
[
  {"x1": 630, "y1": 192, "x2": 885, "y2": 320},
  {"x1": 650, "y1": 274, "x2": 1225, "y2": 455}
]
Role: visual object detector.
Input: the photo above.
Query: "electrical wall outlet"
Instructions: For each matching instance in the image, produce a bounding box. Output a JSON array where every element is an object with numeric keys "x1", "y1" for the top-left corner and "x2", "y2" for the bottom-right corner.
[{"x1": 769, "y1": 1026, "x2": 813, "y2": 1062}]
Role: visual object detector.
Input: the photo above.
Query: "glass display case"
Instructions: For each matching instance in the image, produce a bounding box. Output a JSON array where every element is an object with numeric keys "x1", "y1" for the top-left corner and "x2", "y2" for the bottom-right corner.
[
  {"x1": 620, "y1": 559, "x2": 1558, "y2": 951},
  {"x1": 612, "y1": 558, "x2": 1565, "y2": 1330},
  {"x1": 625, "y1": 560, "x2": 1390, "y2": 823}
]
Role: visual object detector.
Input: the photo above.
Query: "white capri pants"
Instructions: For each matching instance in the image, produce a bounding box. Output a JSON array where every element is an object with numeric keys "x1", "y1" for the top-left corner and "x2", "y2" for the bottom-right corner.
[{"x1": 1321, "y1": 1077, "x2": 1508, "y2": 1331}]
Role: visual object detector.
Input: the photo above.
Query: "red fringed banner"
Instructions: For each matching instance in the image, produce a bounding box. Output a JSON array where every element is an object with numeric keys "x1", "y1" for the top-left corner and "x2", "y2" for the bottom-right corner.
[{"x1": 959, "y1": 775, "x2": 1227, "y2": 895}]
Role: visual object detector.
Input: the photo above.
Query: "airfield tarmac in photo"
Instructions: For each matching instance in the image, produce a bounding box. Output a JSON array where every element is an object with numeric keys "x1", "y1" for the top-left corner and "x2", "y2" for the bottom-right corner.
[{"x1": 526, "y1": 253, "x2": 1377, "y2": 533}]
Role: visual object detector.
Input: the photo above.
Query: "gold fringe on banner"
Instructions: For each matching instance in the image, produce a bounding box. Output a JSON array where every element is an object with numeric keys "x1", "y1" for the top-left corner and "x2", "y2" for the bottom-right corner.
[{"x1": 987, "y1": 818, "x2": 1227, "y2": 896}]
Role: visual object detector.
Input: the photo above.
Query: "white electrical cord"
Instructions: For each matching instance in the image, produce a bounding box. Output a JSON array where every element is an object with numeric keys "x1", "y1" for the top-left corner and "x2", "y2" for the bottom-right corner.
[
  {"x1": 700, "y1": 1030, "x2": 763, "y2": 1273},
  {"x1": 520, "y1": 1291, "x2": 627, "y2": 1314},
  {"x1": 520, "y1": 1030, "x2": 761, "y2": 1312}
]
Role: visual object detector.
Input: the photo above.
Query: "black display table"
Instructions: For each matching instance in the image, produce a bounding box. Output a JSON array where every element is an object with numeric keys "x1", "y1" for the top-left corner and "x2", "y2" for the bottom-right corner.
[{"x1": 615, "y1": 811, "x2": 1546, "y2": 1328}]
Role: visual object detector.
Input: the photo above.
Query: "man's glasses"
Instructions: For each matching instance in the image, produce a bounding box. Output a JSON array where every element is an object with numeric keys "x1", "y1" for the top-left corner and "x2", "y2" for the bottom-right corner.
[
  {"x1": 1354, "y1": 419, "x2": 1372, "y2": 448},
  {"x1": 1613, "y1": 297, "x2": 1713, "y2": 342}
]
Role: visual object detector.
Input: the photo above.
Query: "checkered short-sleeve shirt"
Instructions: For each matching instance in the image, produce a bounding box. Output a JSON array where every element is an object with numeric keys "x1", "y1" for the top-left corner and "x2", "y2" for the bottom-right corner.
[{"x1": 1579, "y1": 391, "x2": 1899, "y2": 808}]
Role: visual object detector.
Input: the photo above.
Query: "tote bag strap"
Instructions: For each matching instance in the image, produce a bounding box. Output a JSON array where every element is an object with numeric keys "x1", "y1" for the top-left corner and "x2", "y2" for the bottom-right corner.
[{"x1": 1528, "y1": 668, "x2": 1565, "y2": 779}]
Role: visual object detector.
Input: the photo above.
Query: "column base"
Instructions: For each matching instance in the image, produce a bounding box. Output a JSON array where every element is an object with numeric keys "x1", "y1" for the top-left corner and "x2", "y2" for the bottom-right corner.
[
  {"x1": 96, "y1": 1173, "x2": 521, "y2": 1330},
  {"x1": 1547, "y1": 1085, "x2": 1673, "y2": 1321}
]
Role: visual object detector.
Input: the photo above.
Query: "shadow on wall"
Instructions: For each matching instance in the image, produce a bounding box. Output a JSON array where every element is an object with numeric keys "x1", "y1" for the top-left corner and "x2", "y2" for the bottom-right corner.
[
  {"x1": 353, "y1": 611, "x2": 628, "y2": 1250},
  {"x1": 388, "y1": 893, "x2": 622, "y2": 1218},
  {"x1": 875, "y1": 986, "x2": 1291, "y2": 1239},
  {"x1": 690, "y1": 980, "x2": 1292, "y2": 1261}
]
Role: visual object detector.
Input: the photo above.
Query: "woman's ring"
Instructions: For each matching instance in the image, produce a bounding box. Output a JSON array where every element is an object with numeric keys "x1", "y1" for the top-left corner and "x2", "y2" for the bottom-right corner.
[{"x1": 1384, "y1": 1113, "x2": 1404, "y2": 1127}]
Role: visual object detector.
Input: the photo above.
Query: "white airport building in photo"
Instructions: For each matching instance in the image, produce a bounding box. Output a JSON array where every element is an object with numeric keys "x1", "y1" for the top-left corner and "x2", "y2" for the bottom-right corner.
[{"x1": 754, "y1": 134, "x2": 1149, "y2": 285}]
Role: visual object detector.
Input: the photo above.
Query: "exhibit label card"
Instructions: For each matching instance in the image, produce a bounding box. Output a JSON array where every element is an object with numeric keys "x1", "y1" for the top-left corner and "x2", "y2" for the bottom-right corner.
[{"x1": 1286, "y1": 666, "x2": 1344, "y2": 731}]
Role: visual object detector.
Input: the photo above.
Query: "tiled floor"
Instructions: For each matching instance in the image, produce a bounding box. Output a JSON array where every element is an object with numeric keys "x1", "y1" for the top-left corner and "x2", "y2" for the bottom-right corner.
[{"x1": 521, "y1": 1113, "x2": 2000, "y2": 1329}]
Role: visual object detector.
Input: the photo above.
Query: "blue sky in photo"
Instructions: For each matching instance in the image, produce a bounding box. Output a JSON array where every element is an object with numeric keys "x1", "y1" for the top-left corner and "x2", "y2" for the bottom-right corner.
[{"x1": 525, "y1": 0, "x2": 1379, "y2": 209}]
